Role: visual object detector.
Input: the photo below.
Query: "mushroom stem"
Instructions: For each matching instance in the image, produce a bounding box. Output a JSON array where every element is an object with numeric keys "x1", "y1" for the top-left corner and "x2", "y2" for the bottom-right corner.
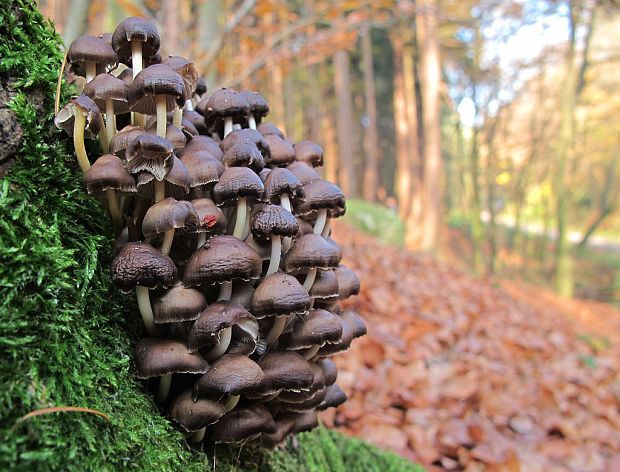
[
  {"x1": 224, "y1": 394, "x2": 240, "y2": 411},
  {"x1": 241, "y1": 204, "x2": 251, "y2": 240},
  {"x1": 266, "y1": 235, "x2": 282, "y2": 275},
  {"x1": 156, "y1": 373, "x2": 172, "y2": 403},
  {"x1": 136, "y1": 286, "x2": 157, "y2": 335},
  {"x1": 204, "y1": 326, "x2": 232, "y2": 361},
  {"x1": 218, "y1": 280, "x2": 233, "y2": 301},
  {"x1": 154, "y1": 181, "x2": 165, "y2": 203},
  {"x1": 189, "y1": 428, "x2": 206, "y2": 444},
  {"x1": 73, "y1": 112, "x2": 90, "y2": 172},
  {"x1": 280, "y1": 194, "x2": 291, "y2": 213},
  {"x1": 156, "y1": 95, "x2": 167, "y2": 138},
  {"x1": 184, "y1": 98, "x2": 194, "y2": 112},
  {"x1": 233, "y1": 197, "x2": 247, "y2": 239},
  {"x1": 224, "y1": 116, "x2": 234, "y2": 137},
  {"x1": 248, "y1": 114, "x2": 257, "y2": 130},
  {"x1": 161, "y1": 229, "x2": 174, "y2": 255},
  {"x1": 131, "y1": 40, "x2": 143, "y2": 78},
  {"x1": 321, "y1": 218, "x2": 331, "y2": 238},
  {"x1": 265, "y1": 315, "x2": 287, "y2": 347},
  {"x1": 302, "y1": 344, "x2": 320, "y2": 360},
  {"x1": 85, "y1": 62, "x2": 96, "y2": 83},
  {"x1": 134, "y1": 113, "x2": 146, "y2": 128},
  {"x1": 196, "y1": 232, "x2": 207, "y2": 248},
  {"x1": 105, "y1": 189, "x2": 122, "y2": 234},
  {"x1": 172, "y1": 107, "x2": 183, "y2": 129},
  {"x1": 313, "y1": 209, "x2": 327, "y2": 235},
  {"x1": 105, "y1": 99, "x2": 115, "y2": 147},
  {"x1": 303, "y1": 267, "x2": 318, "y2": 291}
]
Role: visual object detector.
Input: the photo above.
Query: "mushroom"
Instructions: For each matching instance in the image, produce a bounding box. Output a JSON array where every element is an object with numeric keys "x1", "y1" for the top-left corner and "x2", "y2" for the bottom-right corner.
[
  {"x1": 210, "y1": 403, "x2": 276, "y2": 443},
  {"x1": 179, "y1": 149, "x2": 224, "y2": 199},
  {"x1": 263, "y1": 134, "x2": 295, "y2": 168},
  {"x1": 135, "y1": 155, "x2": 191, "y2": 203},
  {"x1": 161, "y1": 56, "x2": 198, "y2": 129},
  {"x1": 294, "y1": 179, "x2": 346, "y2": 236},
  {"x1": 258, "y1": 122, "x2": 285, "y2": 139},
  {"x1": 152, "y1": 283, "x2": 207, "y2": 325},
  {"x1": 142, "y1": 198, "x2": 199, "y2": 255},
  {"x1": 220, "y1": 128, "x2": 271, "y2": 162},
  {"x1": 178, "y1": 135, "x2": 223, "y2": 161},
  {"x1": 67, "y1": 35, "x2": 118, "y2": 83},
  {"x1": 111, "y1": 17, "x2": 160, "y2": 80},
  {"x1": 279, "y1": 308, "x2": 343, "y2": 360},
  {"x1": 287, "y1": 161, "x2": 320, "y2": 186},
  {"x1": 203, "y1": 88, "x2": 250, "y2": 138},
  {"x1": 221, "y1": 141, "x2": 265, "y2": 173},
  {"x1": 191, "y1": 198, "x2": 227, "y2": 248},
  {"x1": 283, "y1": 233, "x2": 340, "y2": 292},
  {"x1": 109, "y1": 124, "x2": 145, "y2": 159},
  {"x1": 124, "y1": 133, "x2": 174, "y2": 202},
  {"x1": 293, "y1": 140, "x2": 323, "y2": 168},
  {"x1": 168, "y1": 389, "x2": 226, "y2": 437},
  {"x1": 250, "y1": 204, "x2": 299, "y2": 276},
  {"x1": 239, "y1": 90, "x2": 269, "y2": 130}
]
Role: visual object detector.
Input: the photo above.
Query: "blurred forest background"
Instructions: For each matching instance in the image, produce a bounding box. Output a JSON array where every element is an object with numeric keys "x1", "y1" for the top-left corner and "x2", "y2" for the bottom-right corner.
[{"x1": 42, "y1": 0, "x2": 620, "y2": 303}]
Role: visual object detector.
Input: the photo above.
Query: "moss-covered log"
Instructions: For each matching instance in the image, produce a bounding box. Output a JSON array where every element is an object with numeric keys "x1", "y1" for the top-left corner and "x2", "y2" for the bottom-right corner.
[{"x1": 0, "y1": 1, "x2": 424, "y2": 470}]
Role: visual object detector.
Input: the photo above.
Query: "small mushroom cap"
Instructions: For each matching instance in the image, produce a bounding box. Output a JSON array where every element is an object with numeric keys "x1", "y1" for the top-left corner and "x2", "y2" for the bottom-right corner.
[
  {"x1": 212, "y1": 167, "x2": 264, "y2": 207},
  {"x1": 239, "y1": 90, "x2": 269, "y2": 122},
  {"x1": 180, "y1": 117, "x2": 199, "y2": 139},
  {"x1": 112, "y1": 17, "x2": 160, "y2": 61},
  {"x1": 222, "y1": 141, "x2": 265, "y2": 173},
  {"x1": 293, "y1": 141, "x2": 323, "y2": 167},
  {"x1": 258, "y1": 351, "x2": 315, "y2": 391},
  {"x1": 308, "y1": 270, "x2": 339, "y2": 300},
  {"x1": 168, "y1": 389, "x2": 226, "y2": 432},
  {"x1": 263, "y1": 167, "x2": 304, "y2": 203},
  {"x1": 278, "y1": 362, "x2": 325, "y2": 403},
  {"x1": 290, "y1": 410, "x2": 319, "y2": 433},
  {"x1": 110, "y1": 124, "x2": 146, "y2": 157},
  {"x1": 193, "y1": 354, "x2": 266, "y2": 397},
  {"x1": 55, "y1": 94, "x2": 103, "y2": 139},
  {"x1": 183, "y1": 235, "x2": 262, "y2": 287},
  {"x1": 195, "y1": 77, "x2": 207, "y2": 96},
  {"x1": 210, "y1": 403, "x2": 276, "y2": 443},
  {"x1": 125, "y1": 133, "x2": 173, "y2": 180},
  {"x1": 276, "y1": 386, "x2": 328, "y2": 413},
  {"x1": 129, "y1": 64, "x2": 185, "y2": 115},
  {"x1": 283, "y1": 234, "x2": 340, "y2": 274},
  {"x1": 317, "y1": 384, "x2": 347, "y2": 411},
  {"x1": 287, "y1": 161, "x2": 320, "y2": 186},
  {"x1": 316, "y1": 313, "x2": 355, "y2": 357},
  {"x1": 135, "y1": 337, "x2": 208, "y2": 378},
  {"x1": 82, "y1": 154, "x2": 136, "y2": 194},
  {"x1": 191, "y1": 198, "x2": 227, "y2": 235},
  {"x1": 178, "y1": 135, "x2": 223, "y2": 160},
  {"x1": 67, "y1": 35, "x2": 118, "y2": 76},
  {"x1": 179, "y1": 150, "x2": 224, "y2": 189},
  {"x1": 264, "y1": 135, "x2": 295, "y2": 167},
  {"x1": 250, "y1": 273, "x2": 310, "y2": 319},
  {"x1": 204, "y1": 88, "x2": 250, "y2": 135},
  {"x1": 187, "y1": 301, "x2": 257, "y2": 352},
  {"x1": 261, "y1": 414, "x2": 296, "y2": 449},
  {"x1": 280, "y1": 309, "x2": 343, "y2": 350},
  {"x1": 183, "y1": 110, "x2": 209, "y2": 135},
  {"x1": 117, "y1": 67, "x2": 134, "y2": 85},
  {"x1": 146, "y1": 123, "x2": 186, "y2": 153},
  {"x1": 142, "y1": 198, "x2": 199, "y2": 236},
  {"x1": 250, "y1": 205, "x2": 299, "y2": 241},
  {"x1": 220, "y1": 128, "x2": 271, "y2": 161},
  {"x1": 152, "y1": 284, "x2": 207, "y2": 324},
  {"x1": 316, "y1": 359, "x2": 338, "y2": 386},
  {"x1": 341, "y1": 310, "x2": 367, "y2": 339},
  {"x1": 326, "y1": 237, "x2": 343, "y2": 264},
  {"x1": 111, "y1": 242, "x2": 177, "y2": 292},
  {"x1": 136, "y1": 155, "x2": 190, "y2": 198},
  {"x1": 82, "y1": 73, "x2": 129, "y2": 113},
  {"x1": 336, "y1": 265, "x2": 360, "y2": 300},
  {"x1": 161, "y1": 56, "x2": 198, "y2": 101},
  {"x1": 294, "y1": 180, "x2": 346, "y2": 218},
  {"x1": 258, "y1": 122, "x2": 285, "y2": 139}
]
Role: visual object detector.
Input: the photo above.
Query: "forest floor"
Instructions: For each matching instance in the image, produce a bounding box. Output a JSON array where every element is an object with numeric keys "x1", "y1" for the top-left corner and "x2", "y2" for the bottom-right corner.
[{"x1": 320, "y1": 221, "x2": 620, "y2": 472}]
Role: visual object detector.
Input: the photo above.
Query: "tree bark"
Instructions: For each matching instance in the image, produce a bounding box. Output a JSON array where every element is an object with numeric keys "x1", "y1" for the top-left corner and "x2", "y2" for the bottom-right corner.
[
  {"x1": 333, "y1": 49, "x2": 357, "y2": 198},
  {"x1": 63, "y1": 0, "x2": 91, "y2": 46},
  {"x1": 361, "y1": 28, "x2": 379, "y2": 203}
]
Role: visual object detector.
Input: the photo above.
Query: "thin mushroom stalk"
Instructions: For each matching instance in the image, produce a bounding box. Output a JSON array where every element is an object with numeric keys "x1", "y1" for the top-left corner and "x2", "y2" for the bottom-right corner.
[
  {"x1": 233, "y1": 197, "x2": 247, "y2": 239},
  {"x1": 105, "y1": 189, "x2": 122, "y2": 234},
  {"x1": 104, "y1": 99, "x2": 115, "y2": 148},
  {"x1": 85, "y1": 62, "x2": 97, "y2": 83},
  {"x1": 184, "y1": 98, "x2": 194, "y2": 111},
  {"x1": 265, "y1": 235, "x2": 282, "y2": 275},
  {"x1": 98, "y1": 126, "x2": 109, "y2": 154},
  {"x1": 281, "y1": 194, "x2": 293, "y2": 252},
  {"x1": 224, "y1": 116, "x2": 234, "y2": 137},
  {"x1": 156, "y1": 373, "x2": 172, "y2": 403},
  {"x1": 313, "y1": 209, "x2": 327, "y2": 235},
  {"x1": 73, "y1": 112, "x2": 90, "y2": 172},
  {"x1": 154, "y1": 95, "x2": 167, "y2": 203},
  {"x1": 265, "y1": 315, "x2": 287, "y2": 347},
  {"x1": 131, "y1": 40, "x2": 146, "y2": 127},
  {"x1": 248, "y1": 113, "x2": 257, "y2": 130},
  {"x1": 160, "y1": 230, "x2": 174, "y2": 256},
  {"x1": 172, "y1": 107, "x2": 183, "y2": 129},
  {"x1": 202, "y1": 282, "x2": 233, "y2": 361},
  {"x1": 136, "y1": 286, "x2": 157, "y2": 335}
]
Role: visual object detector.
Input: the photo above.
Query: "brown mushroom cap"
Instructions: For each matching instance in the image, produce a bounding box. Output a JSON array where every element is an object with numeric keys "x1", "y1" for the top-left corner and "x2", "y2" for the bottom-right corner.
[
  {"x1": 316, "y1": 359, "x2": 338, "y2": 386},
  {"x1": 341, "y1": 310, "x2": 367, "y2": 339},
  {"x1": 204, "y1": 88, "x2": 250, "y2": 136},
  {"x1": 250, "y1": 273, "x2": 310, "y2": 319},
  {"x1": 193, "y1": 354, "x2": 266, "y2": 397},
  {"x1": 67, "y1": 35, "x2": 118, "y2": 76},
  {"x1": 54, "y1": 94, "x2": 103, "y2": 139},
  {"x1": 112, "y1": 17, "x2": 160, "y2": 62},
  {"x1": 286, "y1": 161, "x2": 320, "y2": 186},
  {"x1": 277, "y1": 362, "x2": 325, "y2": 403},
  {"x1": 258, "y1": 351, "x2": 315, "y2": 391},
  {"x1": 183, "y1": 235, "x2": 262, "y2": 287},
  {"x1": 195, "y1": 77, "x2": 207, "y2": 96},
  {"x1": 293, "y1": 141, "x2": 323, "y2": 167},
  {"x1": 280, "y1": 309, "x2": 343, "y2": 350},
  {"x1": 168, "y1": 389, "x2": 226, "y2": 432},
  {"x1": 250, "y1": 205, "x2": 299, "y2": 241},
  {"x1": 129, "y1": 64, "x2": 185, "y2": 115},
  {"x1": 264, "y1": 134, "x2": 295, "y2": 167},
  {"x1": 317, "y1": 384, "x2": 347, "y2": 411},
  {"x1": 258, "y1": 122, "x2": 285, "y2": 139},
  {"x1": 191, "y1": 198, "x2": 227, "y2": 235},
  {"x1": 222, "y1": 141, "x2": 265, "y2": 173},
  {"x1": 82, "y1": 154, "x2": 136, "y2": 194},
  {"x1": 109, "y1": 124, "x2": 146, "y2": 158},
  {"x1": 239, "y1": 90, "x2": 269, "y2": 122},
  {"x1": 135, "y1": 337, "x2": 208, "y2": 378},
  {"x1": 161, "y1": 56, "x2": 198, "y2": 101},
  {"x1": 212, "y1": 167, "x2": 264, "y2": 207},
  {"x1": 178, "y1": 135, "x2": 223, "y2": 161},
  {"x1": 294, "y1": 180, "x2": 346, "y2": 218},
  {"x1": 263, "y1": 167, "x2": 304, "y2": 203},
  {"x1": 261, "y1": 414, "x2": 296, "y2": 449},
  {"x1": 187, "y1": 301, "x2": 257, "y2": 352},
  {"x1": 183, "y1": 110, "x2": 209, "y2": 135},
  {"x1": 82, "y1": 73, "x2": 129, "y2": 113},
  {"x1": 283, "y1": 234, "x2": 340, "y2": 274},
  {"x1": 180, "y1": 117, "x2": 199, "y2": 139},
  {"x1": 142, "y1": 198, "x2": 199, "y2": 237},
  {"x1": 136, "y1": 155, "x2": 190, "y2": 198},
  {"x1": 125, "y1": 133, "x2": 173, "y2": 180},
  {"x1": 308, "y1": 270, "x2": 339, "y2": 300},
  {"x1": 179, "y1": 150, "x2": 224, "y2": 190},
  {"x1": 146, "y1": 123, "x2": 186, "y2": 153},
  {"x1": 290, "y1": 410, "x2": 319, "y2": 433},
  {"x1": 336, "y1": 265, "x2": 361, "y2": 300},
  {"x1": 210, "y1": 403, "x2": 276, "y2": 443},
  {"x1": 220, "y1": 128, "x2": 271, "y2": 161},
  {"x1": 111, "y1": 242, "x2": 177, "y2": 292},
  {"x1": 152, "y1": 284, "x2": 207, "y2": 324}
]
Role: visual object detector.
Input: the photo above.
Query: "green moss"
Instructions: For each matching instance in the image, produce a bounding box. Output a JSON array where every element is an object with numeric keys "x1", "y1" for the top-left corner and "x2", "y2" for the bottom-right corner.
[
  {"x1": 0, "y1": 1, "x2": 424, "y2": 471},
  {"x1": 340, "y1": 200, "x2": 405, "y2": 246}
]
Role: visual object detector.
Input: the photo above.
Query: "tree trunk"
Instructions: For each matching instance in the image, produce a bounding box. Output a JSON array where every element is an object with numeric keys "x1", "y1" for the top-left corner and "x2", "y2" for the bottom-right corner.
[
  {"x1": 361, "y1": 28, "x2": 379, "y2": 203},
  {"x1": 470, "y1": 125, "x2": 484, "y2": 275},
  {"x1": 198, "y1": 0, "x2": 221, "y2": 89},
  {"x1": 163, "y1": 0, "x2": 179, "y2": 55},
  {"x1": 63, "y1": 0, "x2": 91, "y2": 46},
  {"x1": 333, "y1": 49, "x2": 357, "y2": 198},
  {"x1": 418, "y1": 0, "x2": 443, "y2": 252}
]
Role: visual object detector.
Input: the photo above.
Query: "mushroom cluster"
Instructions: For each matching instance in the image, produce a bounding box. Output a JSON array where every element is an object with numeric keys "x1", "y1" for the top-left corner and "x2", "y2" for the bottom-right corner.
[{"x1": 55, "y1": 17, "x2": 366, "y2": 449}]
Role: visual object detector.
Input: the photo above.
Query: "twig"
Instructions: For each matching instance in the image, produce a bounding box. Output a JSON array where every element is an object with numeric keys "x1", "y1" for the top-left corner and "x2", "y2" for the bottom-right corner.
[
  {"x1": 55, "y1": 48, "x2": 68, "y2": 116},
  {"x1": 11, "y1": 406, "x2": 111, "y2": 432}
]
